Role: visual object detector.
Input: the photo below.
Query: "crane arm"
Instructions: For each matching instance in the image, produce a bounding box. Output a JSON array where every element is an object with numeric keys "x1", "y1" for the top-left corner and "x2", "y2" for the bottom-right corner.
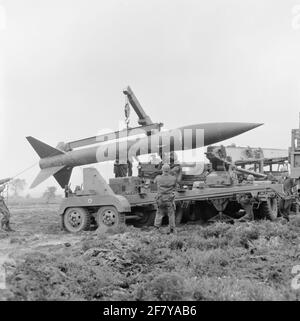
[{"x1": 123, "y1": 86, "x2": 153, "y2": 126}]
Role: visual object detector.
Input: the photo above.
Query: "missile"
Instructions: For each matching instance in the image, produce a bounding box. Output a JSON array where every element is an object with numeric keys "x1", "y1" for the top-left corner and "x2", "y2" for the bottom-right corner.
[{"x1": 26, "y1": 122, "x2": 262, "y2": 188}]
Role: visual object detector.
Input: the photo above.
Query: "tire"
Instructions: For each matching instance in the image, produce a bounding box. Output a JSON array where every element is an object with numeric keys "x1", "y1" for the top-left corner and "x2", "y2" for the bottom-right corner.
[
  {"x1": 63, "y1": 207, "x2": 91, "y2": 233},
  {"x1": 96, "y1": 206, "x2": 124, "y2": 233},
  {"x1": 133, "y1": 210, "x2": 156, "y2": 227},
  {"x1": 258, "y1": 198, "x2": 278, "y2": 221},
  {"x1": 224, "y1": 201, "x2": 243, "y2": 219}
]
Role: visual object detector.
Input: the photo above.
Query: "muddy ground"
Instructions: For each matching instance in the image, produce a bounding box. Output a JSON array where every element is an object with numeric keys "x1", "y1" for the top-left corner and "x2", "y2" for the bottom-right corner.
[{"x1": 1, "y1": 204, "x2": 300, "y2": 301}]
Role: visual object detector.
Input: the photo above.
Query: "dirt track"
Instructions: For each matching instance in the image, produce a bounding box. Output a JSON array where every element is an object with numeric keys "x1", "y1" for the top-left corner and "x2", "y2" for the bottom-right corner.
[{"x1": 1, "y1": 203, "x2": 300, "y2": 301}]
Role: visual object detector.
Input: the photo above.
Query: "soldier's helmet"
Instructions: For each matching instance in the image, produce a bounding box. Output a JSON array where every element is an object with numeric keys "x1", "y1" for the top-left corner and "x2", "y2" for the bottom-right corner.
[
  {"x1": 247, "y1": 174, "x2": 255, "y2": 182},
  {"x1": 162, "y1": 163, "x2": 170, "y2": 173}
]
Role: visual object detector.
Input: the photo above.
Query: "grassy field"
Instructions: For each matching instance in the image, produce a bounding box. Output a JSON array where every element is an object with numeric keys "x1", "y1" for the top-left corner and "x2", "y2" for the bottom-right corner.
[{"x1": 1, "y1": 204, "x2": 300, "y2": 301}]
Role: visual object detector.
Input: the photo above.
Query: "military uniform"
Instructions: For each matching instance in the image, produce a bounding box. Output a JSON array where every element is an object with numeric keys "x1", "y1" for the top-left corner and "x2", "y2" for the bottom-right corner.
[
  {"x1": 127, "y1": 160, "x2": 133, "y2": 177},
  {"x1": 170, "y1": 164, "x2": 182, "y2": 181},
  {"x1": 114, "y1": 160, "x2": 128, "y2": 178},
  {"x1": 154, "y1": 169, "x2": 177, "y2": 233},
  {"x1": 238, "y1": 194, "x2": 255, "y2": 221},
  {"x1": 279, "y1": 177, "x2": 297, "y2": 221},
  {"x1": 0, "y1": 185, "x2": 12, "y2": 231},
  {"x1": 238, "y1": 176, "x2": 255, "y2": 221}
]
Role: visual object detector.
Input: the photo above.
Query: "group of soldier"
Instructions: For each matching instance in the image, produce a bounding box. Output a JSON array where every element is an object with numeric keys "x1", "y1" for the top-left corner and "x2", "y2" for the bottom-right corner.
[
  {"x1": 152, "y1": 157, "x2": 298, "y2": 232},
  {"x1": 113, "y1": 152, "x2": 181, "y2": 234}
]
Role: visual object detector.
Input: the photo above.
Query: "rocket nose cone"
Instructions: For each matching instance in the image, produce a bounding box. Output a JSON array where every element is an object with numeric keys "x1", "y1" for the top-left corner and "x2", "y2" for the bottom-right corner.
[
  {"x1": 202, "y1": 122, "x2": 264, "y2": 146},
  {"x1": 233, "y1": 122, "x2": 264, "y2": 134},
  {"x1": 242, "y1": 123, "x2": 264, "y2": 130}
]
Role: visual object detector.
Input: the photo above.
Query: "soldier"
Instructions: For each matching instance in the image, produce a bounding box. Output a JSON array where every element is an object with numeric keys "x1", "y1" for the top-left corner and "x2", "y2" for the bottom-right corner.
[
  {"x1": 0, "y1": 181, "x2": 13, "y2": 232},
  {"x1": 267, "y1": 172, "x2": 276, "y2": 182},
  {"x1": 241, "y1": 174, "x2": 254, "y2": 185},
  {"x1": 279, "y1": 174, "x2": 298, "y2": 221},
  {"x1": 238, "y1": 194, "x2": 255, "y2": 221},
  {"x1": 150, "y1": 154, "x2": 161, "y2": 165},
  {"x1": 237, "y1": 174, "x2": 244, "y2": 184},
  {"x1": 163, "y1": 151, "x2": 182, "y2": 182},
  {"x1": 238, "y1": 175, "x2": 256, "y2": 221},
  {"x1": 64, "y1": 185, "x2": 72, "y2": 198},
  {"x1": 246, "y1": 174, "x2": 255, "y2": 184},
  {"x1": 278, "y1": 171, "x2": 287, "y2": 184},
  {"x1": 127, "y1": 159, "x2": 133, "y2": 177},
  {"x1": 113, "y1": 159, "x2": 128, "y2": 178},
  {"x1": 153, "y1": 163, "x2": 178, "y2": 234}
]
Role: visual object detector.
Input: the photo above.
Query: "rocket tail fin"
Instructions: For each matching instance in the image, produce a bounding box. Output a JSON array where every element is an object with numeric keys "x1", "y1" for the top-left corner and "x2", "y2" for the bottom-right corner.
[
  {"x1": 26, "y1": 136, "x2": 73, "y2": 188},
  {"x1": 54, "y1": 166, "x2": 73, "y2": 189},
  {"x1": 26, "y1": 136, "x2": 64, "y2": 159},
  {"x1": 30, "y1": 166, "x2": 64, "y2": 188},
  {"x1": 30, "y1": 166, "x2": 73, "y2": 189}
]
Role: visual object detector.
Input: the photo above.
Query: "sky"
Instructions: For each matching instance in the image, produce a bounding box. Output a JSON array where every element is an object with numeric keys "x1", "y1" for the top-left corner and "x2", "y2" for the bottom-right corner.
[{"x1": 1, "y1": 0, "x2": 300, "y2": 196}]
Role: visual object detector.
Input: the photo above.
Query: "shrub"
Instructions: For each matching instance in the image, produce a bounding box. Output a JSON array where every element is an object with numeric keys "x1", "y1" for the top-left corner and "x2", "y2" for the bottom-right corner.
[
  {"x1": 189, "y1": 277, "x2": 284, "y2": 301},
  {"x1": 150, "y1": 272, "x2": 188, "y2": 301}
]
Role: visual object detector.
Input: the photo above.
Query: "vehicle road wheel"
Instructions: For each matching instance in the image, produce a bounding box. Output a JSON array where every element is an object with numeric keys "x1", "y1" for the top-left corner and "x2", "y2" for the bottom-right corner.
[
  {"x1": 63, "y1": 207, "x2": 91, "y2": 233},
  {"x1": 133, "y1": 210, "x2": 156, "y2": 228},
  {"x1": 96, "y1": 206, "x2": 124, "y2": 233},
  {"x1": 259, "y1": 198, "x2": 278, "y2": 221}
]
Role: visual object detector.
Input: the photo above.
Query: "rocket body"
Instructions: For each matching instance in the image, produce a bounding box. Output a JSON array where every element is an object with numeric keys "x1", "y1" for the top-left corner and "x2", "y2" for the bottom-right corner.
[{"x1": 27, "y1": 122, "x2": 262, "y2": 188}]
